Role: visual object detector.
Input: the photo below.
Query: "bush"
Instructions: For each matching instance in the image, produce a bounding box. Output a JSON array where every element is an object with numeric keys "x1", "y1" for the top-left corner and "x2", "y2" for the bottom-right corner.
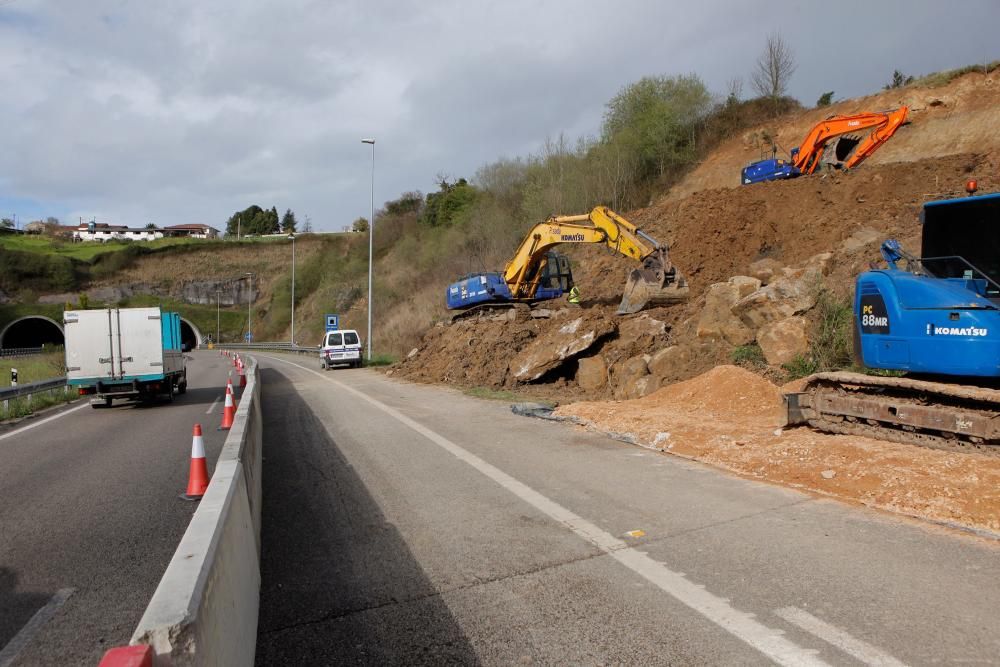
[{"x1": 730, "y1": 344, "x2": 767, "y2": 370}]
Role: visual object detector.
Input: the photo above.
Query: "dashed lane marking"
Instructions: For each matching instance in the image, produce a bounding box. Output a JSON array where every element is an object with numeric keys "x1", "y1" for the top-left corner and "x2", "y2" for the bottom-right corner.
[
  {"x1": 775, "y1": 606, "x2": 907, "y2": 667},
  {"x1": 0, "y1": 403, "x2": 89, "y2": 444},
  {"x1": 264, "y1": 355, "x2": 829, "y2": 666},
  {"x1": 0, "y1": 588, "x2": 75, "y2": 667},
  {"x1": 206, "y1": 396, "x2": 221, "y2": 415}
]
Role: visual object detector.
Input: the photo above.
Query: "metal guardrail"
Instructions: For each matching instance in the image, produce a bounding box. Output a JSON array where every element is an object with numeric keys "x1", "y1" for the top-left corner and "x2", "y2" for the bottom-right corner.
[
  {"x1": 0, "y1": 377, "x2": 70, "y2": 416},
  {"x1": 0, "y1": 346, "x2": 45, "y2": 358},
  {"x1": 213, "y1": 342, "x2": 318, "y2": 355}
]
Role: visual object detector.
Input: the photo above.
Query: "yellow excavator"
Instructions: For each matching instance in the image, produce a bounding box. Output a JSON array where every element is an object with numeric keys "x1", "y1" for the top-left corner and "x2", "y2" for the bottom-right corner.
[{"x1": 446, "y1": 206, "x2": 688, "y2": 315}]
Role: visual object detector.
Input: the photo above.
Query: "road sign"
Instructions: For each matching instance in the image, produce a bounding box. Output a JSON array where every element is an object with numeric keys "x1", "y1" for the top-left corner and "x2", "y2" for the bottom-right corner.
[
  {"x1": 325, "y1": 314, "x2": 339, "y2": 331},
  {"x1": 245, "y1": 332, "x2": 253, "y2": 342}
]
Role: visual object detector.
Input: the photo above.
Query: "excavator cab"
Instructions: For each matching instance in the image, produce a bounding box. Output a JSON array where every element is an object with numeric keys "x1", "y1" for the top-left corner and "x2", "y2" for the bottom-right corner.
[{"x1": 539, "y1": 252, "x2": 573, "y2": 292}]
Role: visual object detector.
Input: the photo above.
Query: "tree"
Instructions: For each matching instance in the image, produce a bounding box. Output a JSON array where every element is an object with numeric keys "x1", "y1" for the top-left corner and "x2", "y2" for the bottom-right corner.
[
  {"x1": 816, "y1": 91, "x2": 834, "y2": 107},
  {"x1": 751, "y1": 33, "x2": 797, "y2": 109},
  {"x1": 419, "y1": 178, "x2": 480, "y2": 226},
  {"x1": 885, "y1": 70, "x2": 914, "y2": 89},
  {"x1": 352, "y1": 217, "x2": 369, "y2": 232},
  {"x1": 145, "y1": 223, "x2": 157, "y2": 230},
  {"x1": 602, "y1": 74, "x2": 712, "y2": 180},
  {"x1": 281, "y1": 209, "x2": 297, "y2": 233},
  {"x1": 45, "y1": 216, "x2": 60, "y2": 226},
  {"x1": 0, "y1": 218, "x2": 13, "y2": 229},
  {"x1": 225, "y1": 205, "x2": 280, "y2": 236},
  {"x1": 725, "y1": 77, "x2": 744, "y2": 106},
  {"x1": 302, "y1": 215, "x2": 313, "y2": 233}
]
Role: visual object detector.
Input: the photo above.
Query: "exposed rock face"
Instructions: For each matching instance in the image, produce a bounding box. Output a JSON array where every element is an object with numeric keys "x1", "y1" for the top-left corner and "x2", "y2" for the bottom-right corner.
[
  {"x1": 696, "y1": 281, "x2": 755, "y2": 346},
  {"x1": 37, "y1": 280, "x2": 258, "y2": 306},
  {"x1": 732, "y1": 273, "x2": 818, "y2": 330},
  {"x1": 757, "y1": 316, "x2": 809, "y2": 365},
  {"x1": 840, "y1": 227, "x2": 881, "y2": 253},
  {"x1": 576, "y1": 355, "x2": 608, "y2": 390},
  {"x1": 616, "y1": 315, "x2": 668, "y2": 353},
  {"x1": 510, "y1": 316, "x2": 615, "y2": 382}
]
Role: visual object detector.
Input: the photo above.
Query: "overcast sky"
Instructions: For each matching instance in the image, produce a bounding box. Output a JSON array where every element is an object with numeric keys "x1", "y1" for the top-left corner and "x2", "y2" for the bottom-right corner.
[{"x1": 1, "y1": 0, "x2": 997, "y2": 231}]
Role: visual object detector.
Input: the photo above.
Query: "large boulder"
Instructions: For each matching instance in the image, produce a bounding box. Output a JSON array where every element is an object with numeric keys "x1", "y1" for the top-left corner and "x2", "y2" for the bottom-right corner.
[
  {"x1": 616, "y1": 315, "x2": 667, "y2": 350},
  {"x1": 757, "y1": 316, "x2": 809, "y2": 365},
  {"x1": 732, "y1": 273, "x2": 817, "y2": 330},
  {"x1": 748, "y1": 258, "x2": 783, "y2": 285},
  {"x1": 612, "y1": 355, "x2": 656, "y2": 399},
  {"x1": 648, "y1": 345, "x2": 692, "y2": 379},
  {"x1": 576, "y1": 355, "x2": 608, "y2": 390},
  {"x1": 510, "y1": 316, "x2": 615, "y2": 382},
  {"x1": 696, "y1": 282, "x2": 755, "y2": 346}
]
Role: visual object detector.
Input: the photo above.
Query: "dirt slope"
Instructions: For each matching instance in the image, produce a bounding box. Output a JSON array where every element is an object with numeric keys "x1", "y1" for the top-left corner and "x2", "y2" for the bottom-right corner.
[{"x1": 672, "y1": 71, "x2": 1000, "y2": 198}]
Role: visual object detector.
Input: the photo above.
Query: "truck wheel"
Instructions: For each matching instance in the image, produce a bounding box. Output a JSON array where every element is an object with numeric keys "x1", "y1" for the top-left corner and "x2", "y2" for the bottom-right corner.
[
  {"x1": 166, "y1": 383, "x2": 175, "y2": 403},
  {"x1": 177, "y1": 373, "x2": 188, "y2": 395}
]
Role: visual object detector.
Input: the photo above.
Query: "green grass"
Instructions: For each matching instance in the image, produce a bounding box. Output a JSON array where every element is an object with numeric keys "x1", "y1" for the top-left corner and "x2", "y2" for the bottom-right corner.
[
  {"x1": 730, "y1": 344, "x2": 767, "y2": 371},
  {"x1": 0, "y1": 234, "x2": 198, "y2": 261},
  {"x1": 0, "y1": 350, "x2": 73, "y2": 420},
  {"x1": 0, "y1": 350, "x2": 65, "y2": 387},
  {"x1": 463, "y1": 387, "x2": 524, "y2": 401},
  {"x1": 364, "y1": 353, "x2": 397, "y2": 367}
]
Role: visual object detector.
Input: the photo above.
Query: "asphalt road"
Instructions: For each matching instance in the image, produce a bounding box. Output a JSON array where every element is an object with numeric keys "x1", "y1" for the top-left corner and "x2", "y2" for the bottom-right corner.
[
  {"x1": 256, "y1": 354, "x2": 1000, "y2": 666},
  {"x1": 0, "y1": 350, "x2": 238, "y2": 666}
]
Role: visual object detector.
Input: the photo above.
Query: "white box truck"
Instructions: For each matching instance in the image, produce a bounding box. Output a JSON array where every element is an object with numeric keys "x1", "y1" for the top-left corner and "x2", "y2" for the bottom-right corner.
[{"x1": 64, "y1": 307, "x2": 188, "y2": 407}]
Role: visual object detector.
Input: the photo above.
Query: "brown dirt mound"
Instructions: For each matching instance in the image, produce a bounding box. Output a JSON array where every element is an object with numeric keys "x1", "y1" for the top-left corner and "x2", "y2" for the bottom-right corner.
[{"x1": 556, "y1": 367, "x2": 1000, "y2": 536}]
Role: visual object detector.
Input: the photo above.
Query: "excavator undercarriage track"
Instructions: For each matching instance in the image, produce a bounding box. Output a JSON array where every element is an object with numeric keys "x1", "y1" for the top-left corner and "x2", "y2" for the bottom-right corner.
[{"x1": 784, "y1": 372, "x2": 1000, "y2": 457}]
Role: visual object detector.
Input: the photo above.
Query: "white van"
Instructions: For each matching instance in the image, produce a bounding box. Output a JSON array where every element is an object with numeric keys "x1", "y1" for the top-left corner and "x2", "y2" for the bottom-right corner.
[{"x1": 320, "y1": 329, "x2": 363, "y2": 369}]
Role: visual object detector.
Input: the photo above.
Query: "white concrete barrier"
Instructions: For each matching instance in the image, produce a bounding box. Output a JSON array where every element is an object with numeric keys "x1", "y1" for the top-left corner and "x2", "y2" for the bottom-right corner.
[{"x1": 130, "y1": 358, "x2": 262, "y2": 666}]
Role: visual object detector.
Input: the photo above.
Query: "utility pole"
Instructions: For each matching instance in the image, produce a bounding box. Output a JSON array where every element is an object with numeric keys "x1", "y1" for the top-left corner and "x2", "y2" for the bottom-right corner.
[
  {"x1": 216, "y1": 288, "x2": 222, "y2": 344},
  {"x1": 289, "y1": 233, "x2": 296, "y2": 345},
  {"x1": 362, "y1": 138, "x2": 375, "y2": 361},
  {"x1": 245, "y1": 272, "x2": 254, "y2": 342}
]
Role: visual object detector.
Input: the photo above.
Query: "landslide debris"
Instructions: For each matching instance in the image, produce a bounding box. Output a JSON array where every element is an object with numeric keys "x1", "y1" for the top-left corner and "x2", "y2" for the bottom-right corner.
[{"x1": 556, "y1": 365, "x2": 1000, "y2": 536}]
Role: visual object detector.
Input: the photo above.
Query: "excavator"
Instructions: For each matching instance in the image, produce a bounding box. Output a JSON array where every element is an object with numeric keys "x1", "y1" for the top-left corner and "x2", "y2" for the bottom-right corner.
[
  {"x1": 446, "y1": 206, "x2": 688, "y2": 316},
  {"x1": 742, "y1": 106, "x2": 909, "y2": 184},
  {"x1": 784, "y1": 180, "x2": 1000, "y2": 455}
]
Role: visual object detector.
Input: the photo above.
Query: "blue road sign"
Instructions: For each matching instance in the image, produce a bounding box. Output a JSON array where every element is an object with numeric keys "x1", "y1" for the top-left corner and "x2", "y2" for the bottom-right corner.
[
  {"x1": 245, "y1": 332, "x2": 253, "y2": 342},
  {"x1": 325, "y1": 314, "x2": 339, "y2": 331}
]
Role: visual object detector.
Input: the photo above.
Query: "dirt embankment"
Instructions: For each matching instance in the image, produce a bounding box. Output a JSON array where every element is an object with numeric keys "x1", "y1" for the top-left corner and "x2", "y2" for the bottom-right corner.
[
  {"x1": 670, "y1": 70, "x2": 1000, "y2": 198},
  {"x1": 555, "y1": 366, "x2": 1000, "y2": 536}
]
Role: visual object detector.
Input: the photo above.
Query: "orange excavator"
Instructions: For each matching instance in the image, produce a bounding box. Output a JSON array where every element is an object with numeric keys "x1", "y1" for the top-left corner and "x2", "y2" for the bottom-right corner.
[{"x1": 742, "y1": 106, "x2": 909, "y2": 184}]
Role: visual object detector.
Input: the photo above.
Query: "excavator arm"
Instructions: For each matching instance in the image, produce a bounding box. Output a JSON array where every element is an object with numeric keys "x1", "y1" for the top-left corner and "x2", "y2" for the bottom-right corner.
[
  {"x1": 793, "y1": 107, "x2": 909, "y2": 174},
  {"x1": 502, "y1": 206, "x2": 687, "y2": 313}
]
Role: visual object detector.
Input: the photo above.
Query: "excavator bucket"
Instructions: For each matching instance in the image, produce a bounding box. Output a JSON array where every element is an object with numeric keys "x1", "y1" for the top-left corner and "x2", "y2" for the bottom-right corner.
[{"x1": 616, "y1": 249, "x2": 689, "y2": 315}]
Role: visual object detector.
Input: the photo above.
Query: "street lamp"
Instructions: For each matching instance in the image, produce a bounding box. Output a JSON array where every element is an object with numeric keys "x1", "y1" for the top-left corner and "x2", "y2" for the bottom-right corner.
[
  {"x1": 244, "y1": 272, "x2": 254, "y2": 342},
  {"x1": 362, "y1": 137, "x2": 375, "y2": 361},
  {"x1": 216, "y1": 288, "x2": 222, "y2": 345},
  {"x1": 288, "y1": 232, "x2": 296, "y2": 345}
]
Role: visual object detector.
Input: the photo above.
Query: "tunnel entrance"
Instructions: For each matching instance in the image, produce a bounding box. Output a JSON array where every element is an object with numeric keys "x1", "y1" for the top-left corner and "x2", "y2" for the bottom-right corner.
[
  {"x1": 179, "y1": 318, "x2": 202, "y2": 351},
  {"x1": 0, "y1": 316, "x2": 65, "y2": 349}
]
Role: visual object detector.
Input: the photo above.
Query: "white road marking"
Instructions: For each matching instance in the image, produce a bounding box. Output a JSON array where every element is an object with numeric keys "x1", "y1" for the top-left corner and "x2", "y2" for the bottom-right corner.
[
  {"x1": 0, "y1": 588, "x2": 75, "y2": 667},
  {"x1": 206, "y1": 396, "x2": 221, "y2": 415},
  {"x1": 265, "y1": 355, "x2": 828, "y2": 666},
  {"x1": 775, "y1": 607, "x2": 907, "y2": 667},
  {"x1": 0, "y1": 403, "x2": 89, "y2": 444}
]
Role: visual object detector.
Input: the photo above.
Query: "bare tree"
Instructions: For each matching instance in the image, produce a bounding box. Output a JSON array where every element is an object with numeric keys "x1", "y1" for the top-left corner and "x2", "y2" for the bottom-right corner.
[
  {"x1": 751, "y1": 33, "x2": 796, "y2": 108},
  {"x1": 726, "y1": 76, "x2": 743, "y2": 104}
]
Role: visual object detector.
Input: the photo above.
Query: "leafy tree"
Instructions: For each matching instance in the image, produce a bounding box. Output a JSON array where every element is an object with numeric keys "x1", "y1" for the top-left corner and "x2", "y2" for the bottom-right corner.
[
  {"x1": 885, "y1": 70, "x2": 914, "y2": 89},
  {"x1": 383, "y1": 192, "x2": 423, "y2": 217},
  {"x1": 0, "y1": 218, "x2": 13, "y2": 229},
  {"x1": 45, "y1": 216, "x2": 60, "y2": 226},
  {"x1": 145, "y1": 223, "x2": 157, "y2": 229},
  {"x1": 419, "y1": 178, "x2": 480, "y2": 226},
  {"x1": 751, "y1": 33, "x2": 797, "y2": 109},
  {"x1": 225, "y1": 205, "x2": 280, "y2": 236},
  {"x1": 352, "y1": 217, "x2": 369, "y2": 232},
  {"x1": 602, "y1": 74, "x2": 712, "y2": 180},
  {"x1": 281, "y1": 208, "x2": 297, "y2": 233},
  {"x1": 816, "y1": 91, "x2": 834, "y2": 107}
]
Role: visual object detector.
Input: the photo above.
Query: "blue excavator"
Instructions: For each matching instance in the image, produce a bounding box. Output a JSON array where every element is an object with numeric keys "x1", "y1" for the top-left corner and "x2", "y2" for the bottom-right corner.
[{"x1": 785, "y1": 180, "x2": 1000, "y2": 452}]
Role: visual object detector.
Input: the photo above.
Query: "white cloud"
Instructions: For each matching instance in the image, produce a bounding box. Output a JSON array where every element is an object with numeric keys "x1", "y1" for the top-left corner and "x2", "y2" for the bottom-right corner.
[{"x1": 0, "y1": 0, "x2": 997, "y2": 229}]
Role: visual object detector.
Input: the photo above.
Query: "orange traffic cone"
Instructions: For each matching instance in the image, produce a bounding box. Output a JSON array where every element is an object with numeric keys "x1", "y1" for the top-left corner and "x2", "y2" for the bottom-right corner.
[
  {"x1": 181, "y1": 424, "x2": 210, "y2": 501},
  {"x1": 238, "y1": 365, "x2": 247, "y2": 390},
  {"x1": 218, "y1": 384, "x2": 235, "y2": 431}
]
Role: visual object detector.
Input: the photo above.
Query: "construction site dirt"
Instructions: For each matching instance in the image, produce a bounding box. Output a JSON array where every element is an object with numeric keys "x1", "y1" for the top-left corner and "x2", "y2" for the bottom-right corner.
[{"x1": 393, "y1": 72, "x2": 1000, "y2": 536}]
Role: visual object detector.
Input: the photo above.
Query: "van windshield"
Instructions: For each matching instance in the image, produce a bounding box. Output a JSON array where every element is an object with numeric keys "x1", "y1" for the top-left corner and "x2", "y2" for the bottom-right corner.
[
  {"x1": 327, "y1": 333, "x2": 342, "y2": 346},
  {"x1": 344, "y1": 332, "x2": 359, "y2": 345}
]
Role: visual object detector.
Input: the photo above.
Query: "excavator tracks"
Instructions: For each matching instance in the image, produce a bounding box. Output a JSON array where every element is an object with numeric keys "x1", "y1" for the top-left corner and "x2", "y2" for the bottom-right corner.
[{"x1": 784, "y1": 371, "x2": 1000, "y2": 457}]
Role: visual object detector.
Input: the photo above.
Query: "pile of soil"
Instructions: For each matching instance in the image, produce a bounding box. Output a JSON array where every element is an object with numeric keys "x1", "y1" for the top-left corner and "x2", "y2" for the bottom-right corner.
[{"x1": 556, "y1": 365, "x2": 1000, "y2": 536}]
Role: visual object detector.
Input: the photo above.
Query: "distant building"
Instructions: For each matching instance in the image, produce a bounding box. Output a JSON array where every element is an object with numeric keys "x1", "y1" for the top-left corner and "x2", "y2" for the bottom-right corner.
[
  {"x1": 73, "y1": 222, "x2": 164, "y2": 242},
  {"x1": 162, "y1": 224, "x2": 220, "y2": 239}
]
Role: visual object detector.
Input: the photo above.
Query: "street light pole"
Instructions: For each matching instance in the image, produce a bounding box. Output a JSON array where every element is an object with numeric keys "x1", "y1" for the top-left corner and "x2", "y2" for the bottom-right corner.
[
  {"x1": 362, "y1": 138, "x2": 375, "y2": 361},
  {"x1": 245, "y1": 272, "x2": 254, "y2": 342},
  {"x1": 289, "y1": 232, "x2": 296, "y2": 345},
  {"x1": 216, "y1": 288, "x2": 221, "y2": 344}
]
